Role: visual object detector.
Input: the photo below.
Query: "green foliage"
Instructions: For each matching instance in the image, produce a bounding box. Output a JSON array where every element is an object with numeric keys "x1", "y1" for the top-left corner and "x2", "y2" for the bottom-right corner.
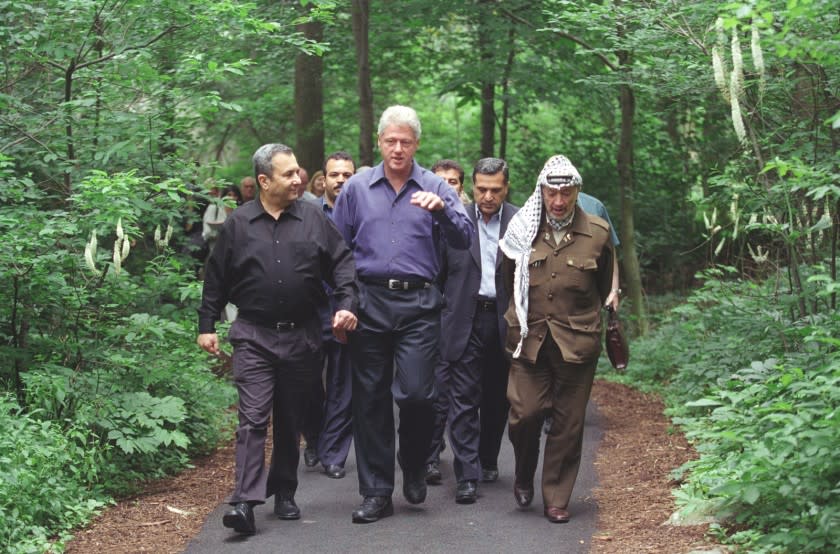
[
  {"x1": 620, "y1": 268, "x2": 840, "y2": 553},
  {"x1": 0, "y1": 394, "x2": 109, "y2": 553},
  {"x1": 0, "y1": 161, "x2": 236, "y2": 544},
  {"x1": 676, "y1": 355, "x2": 840, "y2": 553}
]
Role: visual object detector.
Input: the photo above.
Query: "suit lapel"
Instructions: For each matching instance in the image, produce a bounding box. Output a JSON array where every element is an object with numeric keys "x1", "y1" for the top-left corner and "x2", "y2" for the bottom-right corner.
[
  {"x1": 495, "y1": 202, "x2": 514, "y2": 269},
  {"x1": 468, "y1": 203, "x2": 482, "y2": 268}
]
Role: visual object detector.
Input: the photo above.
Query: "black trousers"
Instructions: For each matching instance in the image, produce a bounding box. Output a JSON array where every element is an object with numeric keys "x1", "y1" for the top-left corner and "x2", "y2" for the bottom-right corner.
[
  {"x1": 299, "y1": 367, "x2": 325, "y2": 450},
  {"x1": 350, "y1": 283, "x2": 442, "y2": 497},
  {"x1": 228, "y1": 318, "x2": 321, "y2": 505},
  {"x1": 317, "y1": 339, "x2": 354, "y2": 467},
  {"x1": 447, "y1": 308, "x2": 510, "y2": 482}
]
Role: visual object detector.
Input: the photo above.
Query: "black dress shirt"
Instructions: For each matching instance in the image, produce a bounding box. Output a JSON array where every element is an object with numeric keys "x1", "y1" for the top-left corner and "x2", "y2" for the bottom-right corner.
[{"x1": 198, "y1": 198, "x2": 358, "y2": 334}]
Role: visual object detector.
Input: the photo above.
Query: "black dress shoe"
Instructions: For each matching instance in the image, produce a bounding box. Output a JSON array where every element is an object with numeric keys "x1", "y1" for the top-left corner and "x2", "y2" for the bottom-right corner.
[
  {"x1": 455, "y1": 480, "x2": 477, "y2": 504},
  {"x1": 514, "y1": 482, "x2": 534, "y2": 508},
  {"x1": 480, "y1": 467, "x2": 499, "y2": 483},
  {"x1": 303, "y1": 446, "x2": 319, "y2": 467},
  {"x1": 424, "y1": 462, "x2": 442, "y2": 484},
  {"x1": 324, "y1": 464, "x2": 346, "y2": 479},
  {"x1": 403, "y1": 468, "x2": 427, "y2": 504},
  {"x1": 352, "y1": 496, "x2": 394, "y2": 523},
  {"x1": 273, "y1": 496, "x2": 301, "y2": 520},
  {"x1": 222, "y1": 502, "x2": 256, "y2": 535}
]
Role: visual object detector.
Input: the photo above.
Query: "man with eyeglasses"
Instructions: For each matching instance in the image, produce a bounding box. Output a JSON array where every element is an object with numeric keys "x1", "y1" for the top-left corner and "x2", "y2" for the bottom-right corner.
[{"x1": 332, "y1": 105, "x2": 473, "y2": 523}]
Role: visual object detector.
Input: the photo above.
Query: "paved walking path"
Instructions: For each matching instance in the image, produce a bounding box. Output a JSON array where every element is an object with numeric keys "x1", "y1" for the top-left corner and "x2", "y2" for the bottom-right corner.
[{"x1": 185, "y1": 403, "x2": 601, "y2": 553}]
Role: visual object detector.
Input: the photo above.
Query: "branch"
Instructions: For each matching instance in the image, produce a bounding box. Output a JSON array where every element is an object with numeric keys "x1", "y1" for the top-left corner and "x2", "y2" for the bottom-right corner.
[
  {"x1": 0, "y1": 117, "x2": 61, "y2": 154},
  {"x1": 75, "y1": 24, "x2": 186, "y2": 71},
  {"x1": 499, "y1": 7, "x2": 618, "y2": 71}
]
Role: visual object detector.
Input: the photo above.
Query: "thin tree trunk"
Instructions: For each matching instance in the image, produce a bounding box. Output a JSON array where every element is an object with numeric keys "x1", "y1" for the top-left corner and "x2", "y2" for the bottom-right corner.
[
  {"x1": 499, "y1": 27, "x2": 516, "y2": 160},
  {"x1": 352, "y1": 0, "x2": 374, "y2": 166},
  {"x1": 294, "y1": 16, "x2": 324, "y2": 174},
  {"x1": 616, "y1": 51, "x2": 648, "y2": 334},
  {"x1": 63, "y1": 61, "x2": 76, "y2": 197},
  {"x1": 478, "y1": 0, "x2": 495, "y2": 157}
]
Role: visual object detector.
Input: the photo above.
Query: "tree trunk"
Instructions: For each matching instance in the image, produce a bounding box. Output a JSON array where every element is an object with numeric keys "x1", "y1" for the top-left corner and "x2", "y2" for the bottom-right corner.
[
  {"x1": 616, "y1": 51, "x2": 648, "y2": 334},
  {"x1": 478, "y1": 0, "x2": 495, "y2": 157},
  {"x1": 352, "y1": 0, "x2": 374, "y2": 166},
  {"x1": 499, "y1": 27, "x2": 516, "y2": 160},
  {"x1": 294, "y1": 17, "x2": 324, "y2": 175},
  {"x1": 63, "y1": 61, "x2": 76, "y2": 197}
]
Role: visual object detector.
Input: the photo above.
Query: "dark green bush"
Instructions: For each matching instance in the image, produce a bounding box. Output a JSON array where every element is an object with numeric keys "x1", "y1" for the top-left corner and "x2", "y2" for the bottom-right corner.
[
  {"x1": 618, "y1": 270, "x2": 840, "y2": 553},
  {"x1": 0, "y1": 394, "x2": 109, "y2": 553},
  {"x1": 0, "y1": 163, "x2": 236, "y2": 551}
]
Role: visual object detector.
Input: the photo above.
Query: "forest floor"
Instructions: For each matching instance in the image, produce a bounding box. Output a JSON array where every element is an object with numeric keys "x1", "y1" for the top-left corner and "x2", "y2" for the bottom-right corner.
[{"x1": 65, "y1": 380, "x2": 719, "y2": 553}]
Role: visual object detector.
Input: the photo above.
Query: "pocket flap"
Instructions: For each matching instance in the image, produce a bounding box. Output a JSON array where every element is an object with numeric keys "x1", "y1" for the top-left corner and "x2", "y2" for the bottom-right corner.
[
  {"x1": 568, "y1": 311, "x2": 600, "y2": 333},
  {"x1": 528, "y1": 251, "x2": 548, "y2": 268},
  {"x1": 566, "y1": 257, "x2": 598, "y2": 271}
]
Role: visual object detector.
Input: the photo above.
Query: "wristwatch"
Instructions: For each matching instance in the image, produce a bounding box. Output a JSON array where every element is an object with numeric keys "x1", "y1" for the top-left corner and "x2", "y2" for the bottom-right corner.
[{"x1": 611, "y1": 288, "x2": 622, "y2": 297}]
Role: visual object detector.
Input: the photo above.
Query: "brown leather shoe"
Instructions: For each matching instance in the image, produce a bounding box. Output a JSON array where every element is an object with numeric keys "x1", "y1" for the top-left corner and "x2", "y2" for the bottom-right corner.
[
  {"x1": 544, "y1": 506, "x2": 570, "y2": 523},
  {"x1": 513, "y1": 482, "x2": 533, "y2": 507}
]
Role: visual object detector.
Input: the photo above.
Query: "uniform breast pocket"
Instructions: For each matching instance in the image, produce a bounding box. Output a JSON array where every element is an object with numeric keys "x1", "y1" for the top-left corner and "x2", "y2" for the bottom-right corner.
[
  {"x1": 528, "y1": 251, "x2": 551, "y2": 287},
  {"x1": 564, "y1": 257, "x2": 598, "y2": 291}
]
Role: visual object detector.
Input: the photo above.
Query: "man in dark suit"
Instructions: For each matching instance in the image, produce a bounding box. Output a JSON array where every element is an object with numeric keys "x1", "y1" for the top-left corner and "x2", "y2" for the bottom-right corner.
[{"x1": 435, "y1": 157, "x2": 518, "y2": 504}]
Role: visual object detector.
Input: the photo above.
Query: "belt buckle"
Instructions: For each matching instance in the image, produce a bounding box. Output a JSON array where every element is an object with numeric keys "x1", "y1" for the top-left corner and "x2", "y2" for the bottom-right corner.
[
  {"x1": 275, "y1": 321, "x2": 295, "y2": 330},
  {"x1": 387, "y1": 279, "x2": 405, "y2": 290}
]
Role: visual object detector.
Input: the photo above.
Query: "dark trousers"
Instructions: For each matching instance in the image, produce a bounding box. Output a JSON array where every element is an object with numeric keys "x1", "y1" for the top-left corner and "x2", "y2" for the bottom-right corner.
[
  {"x1": 350, "y1": 284, "x2": 442, "y2": 497},
  {"x1": 228, "y1": 318, "x2": 321, "y2": 504},
  {"x1": 317, "y1": 339, "x2": 353, "y2": 467},
  {"x1": 427, "y1": 359, "x2": 451, "y2": 465},
  {"x1": 300, "y1": 370, "x2": 325, "y2": 449},
  {"x1": 507, "y1": 335, "x2": 596, "y2": 509},
  {"x1": 447, "y1": 308, "x2": 509, "y2": 482}
]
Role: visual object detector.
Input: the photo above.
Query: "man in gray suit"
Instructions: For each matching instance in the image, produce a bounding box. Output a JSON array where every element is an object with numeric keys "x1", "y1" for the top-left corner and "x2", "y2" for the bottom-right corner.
[{"x1": 434, "y1": 157, "x2": 518, "y2": 504}]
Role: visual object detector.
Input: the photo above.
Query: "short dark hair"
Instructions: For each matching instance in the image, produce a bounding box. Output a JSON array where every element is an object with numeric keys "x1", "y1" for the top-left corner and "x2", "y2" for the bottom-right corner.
[
  {"x1": 431, "y1": 159, "x2": 464, "y2": 184},
  {"x1": 472, "y1": 157, "x2": 509, "y2": 184},
  {"x1": 253, "y1": 143, "x2": 294, "y2": 181},
  {"x1": 324, "y1": 151, "x2": 356, "y2": 173},
  {"x1": 222, "y1": 185, "x2": 243, "y2": 203}
]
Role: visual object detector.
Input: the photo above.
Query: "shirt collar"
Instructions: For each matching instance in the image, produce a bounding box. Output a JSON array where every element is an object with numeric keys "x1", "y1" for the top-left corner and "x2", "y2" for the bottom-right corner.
[
  {"x1": 474, "y1": 202, "x2": 503, "y2": 223},
  {"x1": 245, "y1": 196, "x2": 303, "y2": 221},
  {"x1": 366, "y1": 161, "x2": 422, "y2": 189}
]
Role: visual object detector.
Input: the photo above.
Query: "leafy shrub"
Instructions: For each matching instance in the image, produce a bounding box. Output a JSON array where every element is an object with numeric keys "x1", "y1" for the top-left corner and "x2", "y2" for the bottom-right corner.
[
  {"x1": 0, "y1": 394, "x2": 109, "y2": 554},
  {"x1": 0, "y1": 165, "x2": 236, "y2": 544},
  {"x1": 619, "y1": 270, "x2": 840, "y2": 553},
  {"x1": 675, "y1": 352, "x2": 839, "y2": 553}
]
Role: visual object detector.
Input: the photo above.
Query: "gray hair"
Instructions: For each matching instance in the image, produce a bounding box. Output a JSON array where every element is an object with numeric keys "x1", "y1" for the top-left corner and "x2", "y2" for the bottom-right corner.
[
  {"x1": 377, "y1": 105, "x2": 421, "y2": 139},
  {"x1": 473, "y1": 157, "x2": 509, "y2": 184},
  {"x1": 253, "y1": 143, "x2": 294, "y2": 181}
]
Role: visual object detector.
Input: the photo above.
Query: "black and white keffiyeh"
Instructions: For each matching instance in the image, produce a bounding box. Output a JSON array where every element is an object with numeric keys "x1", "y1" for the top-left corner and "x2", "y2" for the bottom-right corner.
[{"x1": 499, "y1": 155, "x2": 582, "y2": 358}]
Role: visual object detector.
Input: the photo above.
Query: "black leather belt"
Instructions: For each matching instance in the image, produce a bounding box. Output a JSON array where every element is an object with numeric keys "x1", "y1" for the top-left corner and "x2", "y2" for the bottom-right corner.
[
  {"x1": 241, "y1": 318, "x2": 298, "y2": 331},
  {"x1": 476, "y1": 298, "x2": 497, "y2": 311},
  {"x1": 362, "y1": 277, "x2": 432, "y2": 291}
]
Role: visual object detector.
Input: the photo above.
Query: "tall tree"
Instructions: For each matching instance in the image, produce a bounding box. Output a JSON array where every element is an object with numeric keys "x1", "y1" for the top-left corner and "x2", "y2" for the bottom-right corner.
[
  {"x1": 294, "y1": 11, "x2": 325, "y2": 174},
  {"x1": 352, "y1": 0, "x2": 374, "y2": 166}
]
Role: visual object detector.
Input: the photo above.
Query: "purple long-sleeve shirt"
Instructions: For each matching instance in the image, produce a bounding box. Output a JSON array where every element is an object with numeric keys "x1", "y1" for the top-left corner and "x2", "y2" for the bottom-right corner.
[{"x1": 332, "y1": 161, "x2": 473, "y2": 281}]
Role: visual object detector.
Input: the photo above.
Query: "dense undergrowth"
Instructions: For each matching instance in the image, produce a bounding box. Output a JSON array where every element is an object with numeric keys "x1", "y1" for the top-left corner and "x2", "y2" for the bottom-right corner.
[
  {"x1": 0, "y1": 163, "x2": 236, "y2": 553},
  {"x1": 611, "y1": 268, "x2": 839, "y2": 553}
]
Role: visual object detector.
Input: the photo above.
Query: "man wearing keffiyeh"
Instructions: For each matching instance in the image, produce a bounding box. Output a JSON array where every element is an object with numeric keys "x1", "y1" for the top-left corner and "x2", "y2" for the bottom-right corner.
[{"x1": 499, "y1": 154, "x2": 614, "y2": 524}]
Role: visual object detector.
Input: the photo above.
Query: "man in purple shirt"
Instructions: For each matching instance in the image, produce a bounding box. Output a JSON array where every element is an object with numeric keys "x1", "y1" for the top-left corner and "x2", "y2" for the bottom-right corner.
[{"x1": 332, "y1": 105, "x2": 473, "y2": 523}]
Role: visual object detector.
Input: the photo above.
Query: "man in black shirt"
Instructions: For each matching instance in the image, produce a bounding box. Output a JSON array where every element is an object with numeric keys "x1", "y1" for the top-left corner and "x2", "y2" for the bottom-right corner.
[{"x1": 197, "y1": 143, "x2": 358, "y2": 536}]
